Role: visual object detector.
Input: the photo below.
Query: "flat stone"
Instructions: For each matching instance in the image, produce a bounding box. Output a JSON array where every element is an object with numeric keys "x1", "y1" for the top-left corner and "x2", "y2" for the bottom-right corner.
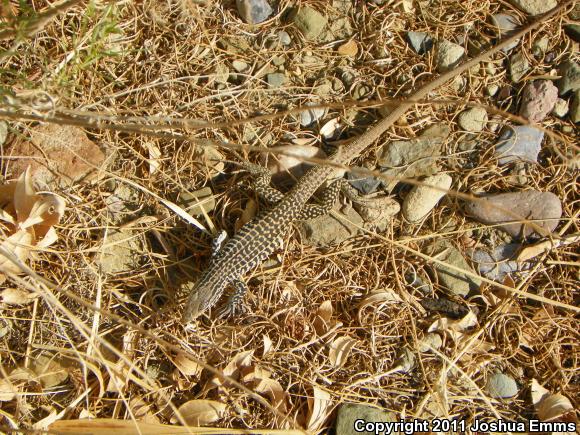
[
  {"x1": 293, "y1": 7, "x2": 327, "y2": 41},
  {"x1": 470, "y1": 243, "x2": 531, "y2": 282},
  {"x1": 509, "y1": 0, "x2": 557, "y2": 15},
  {"x1": 551, "y1": 98, "x2": 569, "y2": 117},
  {"x1": 7, "y1": 124, "x2": 106, "y2": 188},
  {"x1": 236, "y1": 0, "x2": 273, "y2": 24},
  {"x1": 457, "y1": 107, "x2": 488, "y2": 132},
  {"x1": 378, "y1": 132, "x2": 446, "y2": 191},
  {"x1": 519, "y1": 80, "x2": 559, "y2": 122},
  {"x1": 232, "y1": 60, "x2": 249, "y2": 72},
  {"x1": 299, "y1": 103, "x2": 326, "y2": 126},
  {"x1": 105, "y1": 183, "x2": 141, "y2": 223},
  {"x1": 335, "y1": 404, "x2": 397, "y2": 435},
  {"x1": 490, "y1": 14, "x2": 520, "y2": 52},
  {"x1": 354, "y1": 197, "x2": 400, "y2": 231},
  {"x1": 402, "y1": 173, "x2": 452, "y2": 222},
  {"x1": 178, "y1": 187, "x2": 216, "y2": 216},
  {"x1": 570, "y1": 90, "x2": 580, "y2": 123},
  {"x1": 298, "y1": 207, "x2": 363, "y2": 247},
  {"x1": 266, "y1": 72, "x2": 287, "y2": 88},
  {"x1": 436, "y1": 40, "x2": 465, "y2": 73},
  {"x1": 427, "y1": 241, "x2": 482, "y2": 297},
  {"x1": 346, "y1": 170, "x2": 382, "y2": 195},
  {"x1": 406, "y1": 31, "x2": 433, "y2": 55},
  {"x1": 532, "y1": 37, "x2": 549, "y2": 57},
  {"x1": 465, "y1": 190, "x2": 562, "y2": 238},
  {"x1": 556, "y1": 61, "x2": 580, "y2": 96},
  {"x1": 495, "y1": 125, "x2": 543, "y2": 165},
  {"x1": 509, "y1": 52, "x2": 530, "y2": 83},
  {"x1": 486, "y1": 373, "x2": 519, "y2": 398},
  {"x1": 98, "y1": 230, "x2": 144, "y2": 274}
]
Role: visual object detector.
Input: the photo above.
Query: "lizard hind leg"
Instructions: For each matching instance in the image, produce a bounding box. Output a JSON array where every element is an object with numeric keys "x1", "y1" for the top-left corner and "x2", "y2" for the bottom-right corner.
[
  {"x1": 297, "y1": 178, "x2": 347, "y2": 220},
  {"x1": 216, "y1": 279, "x2": 249, "y2": 319}
]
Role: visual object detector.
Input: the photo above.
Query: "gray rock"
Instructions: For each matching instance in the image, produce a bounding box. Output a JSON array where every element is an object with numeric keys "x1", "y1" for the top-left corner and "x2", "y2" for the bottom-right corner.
[
  {"x1": 465, "y1": 190, "x2": 562, "y2": 238},
  {"x1": 564, "y1": 24, "x2": 580, "y2": 43},
  {"x1": 346, "y1": 170, "x2": 382, "y2": 194},
  {"x1": 436, "y1": 40, "x2": 465, "y2": 73},
  {"x1": 98, "y1": 230, "x2": 144, "y2": 274},
  {"x1": 509, "y1": 0, "x2": 557, "y2": 15},
  {"x1": 232, "y1": 60, "x2": 249, "y2": 73},
  {"x1": 495, "y1": 125, "x2": 544, "y2": 165},
  {"x1": 352, "y1": 196, "x2": 400, "y2": 230},
  {"x1": 402, "y1": 173, "x2": 452, "y2": 223},
  {"x1": 457, "y1": 107, "x2": 488, "y2": 132},
  {"x1": 236, "y1": 0, "x2": 272, "y2": 24},
  {"x1": 419, "y1": 333, "x2": 443, "y2": 353},
  {"x1": 105, "y1": 184, "x2": 141, "y2": 223},
  {"x1": 298, "y1": 207, "x2": 364, "y2": 247},
  {"x1": 486, "y1": 373, "x2": 518, "y2": 398},
  {"x1": 427, "y1": 241, "x2": 482, "y2": 297},
  {"x1": 0, "y1": 121, "x2": 7, "y2": 146},
  {"x1": 178, "y1": 187, "x2": 216, "y2": 216},
  {"x1": 293, "y1": 7, "x2": 327, "y2": 41},
  {"x1": 378, "y1": 129, "x2": 448, "y2": 191},
  {"x1": 299, "y1": 104, "x2": 326, "y2": 126},
  {"x1": 490, "y1": 14, "x2": 520, "y2": 52},
  {"x1": 556, "y1": 61, "x2": 580, "y2": 96},
  {"x1": 570, "y1": 90, "x2": 580, "y2": 123},
  {"x1": 335, "y1": 404, "x2": 397, "y2": 435},
  {"x1": 532, "y1": 37, "x2": 549, "y2": 57},
  {"x1": 470, "y1": 243, "x2": 531, "y2": 282},
  {"x1": 509, "y1": 52, "x2": 530, "y2": 83},
  {"x1": 519, "y1": 80, "x2": 559, "y2": 122},
  {"x1": 486, "y1": 84, "x2": 499, "y2": 96},
  {"x1": 406, "y1": 31, "x2": 433, "y2": 55},
  {"x1": 551, "y1": 98, "x2": 569, "y2": 118},
  {"x1": 266, "y1": 72, "x2": 287, "y2": 88},
  {"x1": 277, "y1": 30, "x2": 291, "y2": 46}
]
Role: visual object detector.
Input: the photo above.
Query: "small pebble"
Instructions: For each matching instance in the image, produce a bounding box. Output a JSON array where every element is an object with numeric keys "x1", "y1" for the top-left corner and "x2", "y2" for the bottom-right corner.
[
  {"x1": 232, "y1": 60, "x2": 249, "y2": 72},
  {"x1": 556, "y1": 61, "x2": 580, "y2": 96},
  {"x1": 490, "y1": 14, "x2": 520, "y2": 52},
  {"x1": 551, "y1": 98, "x2": 569, "y2": 117},
  {"x1": 299, "y1": 103, "x2": 326, "y2": 126},
  {"x1": 509, "y1": 52, "x2": 530, "y2": 83},
  {"x1": 509, "y1": 0, "x2": 557, "y2": 15},
  {"x1": 293, "y1": 6, "x2": 327, "y2": 41},
  {"x1": 457, "y1": 107, "x2": 488, "y2": 132},
  {"x1": 486, "y1": 84, "x2": 499, "y2": 96},
  {"x1": 236, "y1": 0, "x2": 273, "y2": 24},
  {"x1": 337, "y1": 40, "x2": 358, "y2": 57},
  {"x1": 266, "y1": 72, "x2": 287, "y2": 88},
  {"x1": 465, "y1": 190, "x2": 562, "y2": 238},
  {"x1": 277, "y1": 30, "x2": 291, "y2": 46},
  {"x1": 402, "y1": 173, "x2": 452, "y2": 222},
  {"x1": 486, "y1": 373, "x2": 518, "y2": 398},
  {"x1": 495, "y1": 125, "x2": 544, "y2": 165},
  {"x1": 346, "y1": 170, "x2": 382, "y2": 195},
  {"x1": 532, "y1": 37, "x2": 549, "y2": 57},
  {"x1": 519, "y1": 80, "x2": 558, "y2": 122},
  {"x1": 436, "y1": 40, "x2": 465, "y2": 72},
  {"x1": 570, "y1": 90, "x2": 580, "y2": 123},
  {"x1": 406, "y1": 31, "x2": 433, "y2": 55}
]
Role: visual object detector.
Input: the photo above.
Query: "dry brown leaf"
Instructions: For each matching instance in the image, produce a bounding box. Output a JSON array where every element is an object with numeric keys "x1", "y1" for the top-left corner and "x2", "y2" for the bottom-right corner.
[
  {"x1": 531, "y1": 379, "x2": 576, "y2": 422},
  {"x1": 145, "y1": 142, "x2": 162, "y2": 175},
  {"x1": 241, "y1": 365, "x2": 272, "y2": 384},
  {"x1": 0, "y1": 230, "x2": 34, "y2": 275},
  {"x1": 358, "y1": 288, "x2": 403, "y2": 310},
  {"x1": 313, "y1": 300, "x2": 333, "y2": 335},
  {"x1": 306, "y1": 385, "x2": 333, "y2": 431},
  {"x1": 211, "y1": 350, "x2": 254, "y2": 388},
  {"x1": 171, "y1": 353, "x2": 203, "y2": 377},
  {"x1": 30, "y1": 353, "x2": 70, "y2": 388},
  {"x1": 262, "y1": 334, "x2": 273, "y2": 356},
  {"x1": 328, "y1": 336, "x2": 357, "y2": 368},
  {"x1": 130, "y1": 396, "x2": 159, "y2": 423},
  {"x1": 172, "y1": 399, "x2": 226, "y2": 426},
  {"x1": 235, "y1": 199, "x2": 257, "y2": 231},
  {"x1": 0, "y1": 378, "x2": 16, "y2": 401},
  {"x1": 0, "y1": 287, "x2": 38, "y2": 305}
]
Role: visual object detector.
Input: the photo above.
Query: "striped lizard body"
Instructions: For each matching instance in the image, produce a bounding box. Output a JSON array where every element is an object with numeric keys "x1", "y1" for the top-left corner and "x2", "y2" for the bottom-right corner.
[{"x1": 181, "y1": 4, "x2": 566, "y2": 323}]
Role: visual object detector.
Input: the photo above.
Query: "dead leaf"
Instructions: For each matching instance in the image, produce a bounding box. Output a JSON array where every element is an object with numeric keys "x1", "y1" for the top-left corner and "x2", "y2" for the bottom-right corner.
[
  {"x1": 30, "y1": 353, "x2": 70, "y2": 388},
  {"x1": 171, "y1": 353, "x2": 203, "y2": 377},
  {"x1": 145, "y1": 142, "x2": 161, "y2": 175},
  {"x1": 0, "y1": 287, "x2": 38, "y2": 305},
  {"x1": 306, "y1": 385, "x2": 333, "y2": 431},
  {"x1": 319, "y1": 118, "x2": 340, "y2": 139},
  {"x1": 235, "y1": 199, "x2": 257, "y2": 231},
  {"x1": 0, "y1": 378, "x2": 16, "y2": 401},
  {"x1": 211, "y1": 350, "x2": 254, "y2": 388},
  {"x1": 313, "y1": 300, "x2": 333, "y2": 335},
  {"x1": 172, "y1": 399, "x2": 226, "y2": 426},
  {"x1": 531, "y1": 379, "x2": 576, "y2": 422},
  {"x1": 328, "y1": 336, "x2": 357, "y2": 368},
  {"x1": 262, "y1": 334, "x2": 273, "y2": 356}
]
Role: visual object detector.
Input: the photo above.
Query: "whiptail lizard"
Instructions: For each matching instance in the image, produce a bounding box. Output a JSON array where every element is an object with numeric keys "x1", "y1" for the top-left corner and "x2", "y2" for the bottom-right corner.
[{"x1": 182, "y1": 2, "x2": 571, "y2": 323}]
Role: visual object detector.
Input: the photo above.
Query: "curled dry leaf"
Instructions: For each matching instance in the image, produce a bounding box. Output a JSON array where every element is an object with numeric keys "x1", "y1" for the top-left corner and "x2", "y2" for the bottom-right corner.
[
  {"x1": 172, "y1": 399, "x2": 226, "y2": 426},
  {"x1": 145, "y1": 142, "x2": 162, "y2": 175},
  {"x1": 0, "y1": 378, "x2": 16, "y2": 401},
  {"x1": 0, "y1": 287, "x2": 38, "y2": 305},
  {"x1": 328, "y1": 336, "x2": 357, "y2": 368},
  {"x1": 0, "y1": 168, "x2": 65, "y2": 281},
  {"x1": 306, "y1": 385, "x2": 333, "y2": 431},
  {"x1": 30, "y1": 353, "x2": 70, "y2": 388},
  {"x1": 313, "y1": 300, "x2": 334, "y2": 336},
  {"x1": 262, "y1": 334, "x2": 273, "y2": 356},
  {"x1": 531, "y1": 379, "x2": 577, "y2": 423},
  {"x1": 171, "y1": 353, "x2": 203, "y2": 377},
  {"x1": 428, "y1": 310, "x2": 478, "y2": 341},
  {"x1": 210, "y1": 350, "x2": 254, "y2": 388}
]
